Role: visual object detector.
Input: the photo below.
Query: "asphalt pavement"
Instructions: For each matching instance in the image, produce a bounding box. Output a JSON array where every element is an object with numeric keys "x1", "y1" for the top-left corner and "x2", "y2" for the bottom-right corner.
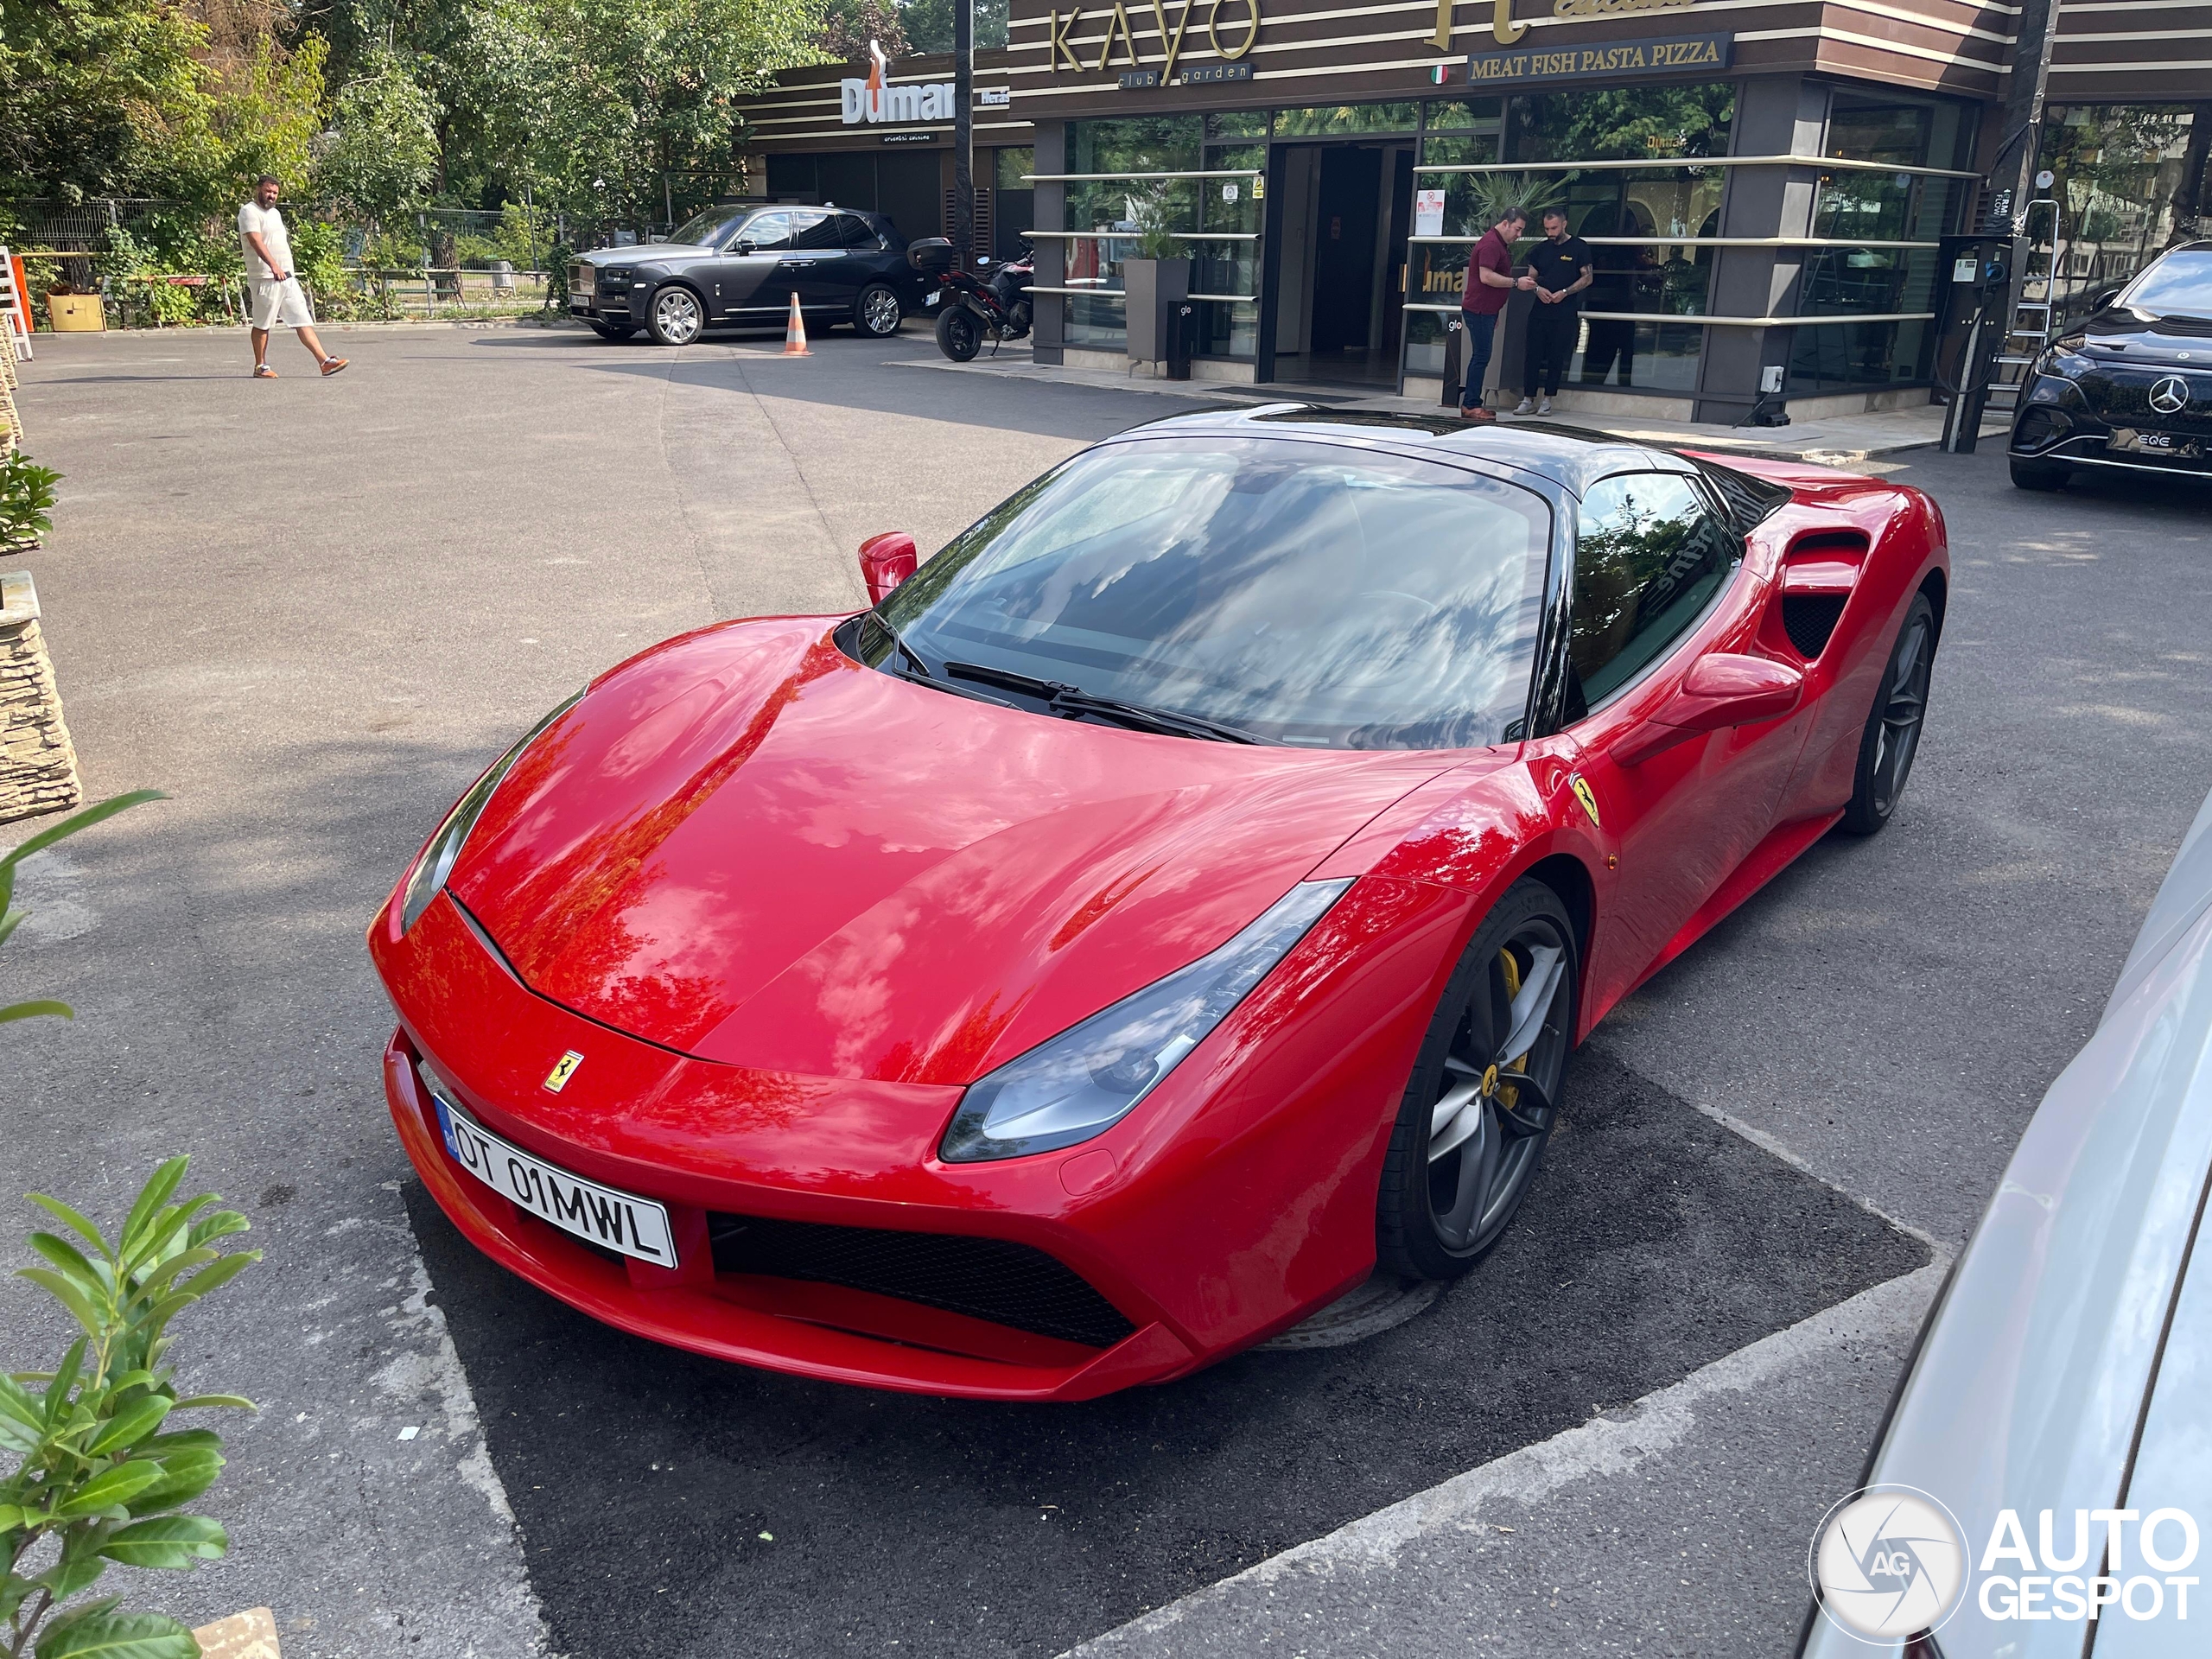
[{"x1": 3, "y1": 320, "x2": 2209, "y2": 1659}]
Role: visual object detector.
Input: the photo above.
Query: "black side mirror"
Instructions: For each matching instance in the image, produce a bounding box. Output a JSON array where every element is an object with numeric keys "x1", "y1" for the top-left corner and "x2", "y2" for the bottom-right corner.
[
  {"x1": 2092, "y1": 286, "x2": 2123, "y2": 311},
  {"x1": 734, "y1": 239, "x2": 757, "y2": 256}
]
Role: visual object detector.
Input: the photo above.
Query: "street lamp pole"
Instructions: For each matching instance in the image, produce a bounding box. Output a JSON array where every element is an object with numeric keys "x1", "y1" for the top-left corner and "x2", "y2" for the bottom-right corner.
[{"x1": 954, "y1": 0, "x2": 976, "y2": 269}]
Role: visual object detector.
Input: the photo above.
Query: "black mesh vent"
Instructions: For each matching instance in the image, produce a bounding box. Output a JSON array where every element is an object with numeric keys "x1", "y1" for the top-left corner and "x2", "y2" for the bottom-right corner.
[
  {"x1": 709, "y1": 1215, "x2": 1137, "y2": 1350},
  {"x1": 1783, "y1": 594, "x2": 1847, "y2": 659}
]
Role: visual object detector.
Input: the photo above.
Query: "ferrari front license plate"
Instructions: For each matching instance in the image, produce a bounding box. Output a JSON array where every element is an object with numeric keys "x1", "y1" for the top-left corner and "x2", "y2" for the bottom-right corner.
[{"x1": 431, "y1": 1093, "x2": 677, "y2": 1267}]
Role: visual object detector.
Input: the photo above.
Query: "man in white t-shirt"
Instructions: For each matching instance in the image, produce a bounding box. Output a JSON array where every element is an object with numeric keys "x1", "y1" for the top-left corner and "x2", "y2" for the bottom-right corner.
[{"x1": 238, "y1": 175, "x2": 346, "y2": 379}]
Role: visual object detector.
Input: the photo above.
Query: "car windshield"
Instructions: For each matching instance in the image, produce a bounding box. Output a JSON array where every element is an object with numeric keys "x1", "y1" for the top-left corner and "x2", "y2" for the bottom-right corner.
[
  {"x1": 667, "y1": 208, "x2": 747, "y2": 247},
  {"x1": 2124, "y1": 250, "x2": 2212, "y2": 320},
  {"x1": 862, "y1": 436, "x2": 1553, "y2": 750}
]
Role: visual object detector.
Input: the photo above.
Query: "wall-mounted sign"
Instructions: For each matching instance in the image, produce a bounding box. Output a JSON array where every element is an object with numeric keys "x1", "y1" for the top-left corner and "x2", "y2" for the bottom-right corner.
[
  {"x1": 1184, "y1": 60, "x2": 1253, "y2": 83},
  {"x1": 842, "y1": 78, "x2": 957, "y2": 123},
  {"x1": 1553, "y1": 0, "x2": 1696, "y2": 16},
  {"x1": 978, "y1": 86, "x2": 1012, "y2": 106},
  {"x1": 1414, "y1": 188, "x2": 1446, "y2": 238},
  {"x1": 1046, "y1": 0, "x2": 1261, "y2": 78},
  {"x1": 1467, "y1": 30, "x2": 1731, "y2": 86}
]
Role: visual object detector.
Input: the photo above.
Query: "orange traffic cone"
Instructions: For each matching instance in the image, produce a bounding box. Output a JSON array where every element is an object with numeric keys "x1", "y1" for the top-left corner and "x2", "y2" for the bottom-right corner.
[{"x1": 783, "y1": 292, "x2": 810, "y2": 357}]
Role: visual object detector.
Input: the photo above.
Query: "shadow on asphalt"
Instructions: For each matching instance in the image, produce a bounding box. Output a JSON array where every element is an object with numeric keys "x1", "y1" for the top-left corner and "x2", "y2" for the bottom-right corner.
[{"x1": 410, "y1": 1046, "x2": 1926, "y2": 1659}]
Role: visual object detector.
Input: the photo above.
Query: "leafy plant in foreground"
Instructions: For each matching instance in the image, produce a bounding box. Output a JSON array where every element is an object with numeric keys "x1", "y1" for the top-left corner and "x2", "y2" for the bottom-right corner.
[
  {"x1": 0, "y1": 791, "x2": 165, "y2": 1026},
  {"x1": 0, "y1": 455, "x2": 61, "y2": 552},
  {"x1": 3, "y1": 1157, "x2": 259, "y2": 1659}
]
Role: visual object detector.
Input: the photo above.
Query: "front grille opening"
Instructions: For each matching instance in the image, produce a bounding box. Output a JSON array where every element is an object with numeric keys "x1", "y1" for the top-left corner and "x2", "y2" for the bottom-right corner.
[
  {"x1": 1782, "y1": 594, "x2": 1847, "y2": 659},
  {"x1": 709, "y1": 1216, "x2": 1137, "y2": 1350},
  {"x1": 2016, "y1": 408, "x2": 2067, "y2": 450}
]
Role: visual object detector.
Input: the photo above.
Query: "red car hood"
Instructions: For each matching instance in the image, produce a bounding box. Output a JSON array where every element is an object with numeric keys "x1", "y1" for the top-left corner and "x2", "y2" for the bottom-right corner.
[{"x1": 448, "y1": 619, "x2": 1454, "y2": 1084}]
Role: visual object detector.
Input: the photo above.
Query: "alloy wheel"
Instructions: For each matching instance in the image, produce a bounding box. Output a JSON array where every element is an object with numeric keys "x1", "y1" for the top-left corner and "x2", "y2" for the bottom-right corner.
[
  {"x1": 1869, "y1": 607, "x2": 1932, "y2": 817},
  {"x1": 653, "y1": 289, "x2": 702, "y2": 346},
  {"x1": 1426, "y1": 921, "x2": 1572, "y2": 1253},
  {"x1": 862, "y1": 289, "x2": 902, "y2": 335}
]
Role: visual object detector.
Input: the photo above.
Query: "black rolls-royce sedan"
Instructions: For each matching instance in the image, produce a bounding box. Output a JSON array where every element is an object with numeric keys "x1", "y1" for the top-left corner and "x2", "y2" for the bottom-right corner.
[
  {"x1": 569, "y1": 204, "x2": 931, "y2": 346},
  {"x1": 2011, "y1": 238, "x2": 2212, "y2": 490}
]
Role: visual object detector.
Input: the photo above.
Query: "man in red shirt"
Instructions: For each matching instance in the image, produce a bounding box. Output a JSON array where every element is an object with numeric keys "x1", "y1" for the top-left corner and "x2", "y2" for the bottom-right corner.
[{"x1": 1459, "y1": 207, "x2": 1533, "y2": 422}]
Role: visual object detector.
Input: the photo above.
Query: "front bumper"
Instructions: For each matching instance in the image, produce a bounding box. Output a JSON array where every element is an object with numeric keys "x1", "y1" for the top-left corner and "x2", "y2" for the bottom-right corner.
[
  {"x1": 2011, "y1": 377, "x2": 2212, "y2": 477},
  {"x1": 372, "y1": 880, "x2": 1453, "y2": 1397}
]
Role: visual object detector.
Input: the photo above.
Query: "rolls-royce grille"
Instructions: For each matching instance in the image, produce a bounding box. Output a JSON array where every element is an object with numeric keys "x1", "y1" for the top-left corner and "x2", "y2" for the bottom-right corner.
[{"x1": 708, "y1": 1214, "x2": 1137, "y2": 1350}]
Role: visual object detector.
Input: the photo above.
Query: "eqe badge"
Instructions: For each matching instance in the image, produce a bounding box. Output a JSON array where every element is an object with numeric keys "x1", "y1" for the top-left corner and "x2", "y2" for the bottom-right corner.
[
  {"x1": 543, "y1": 1050, "x2": 584, "y2": 1093},
  {"x1": 1569, "y1": 774, "x2": 1601, "y2": 829}
]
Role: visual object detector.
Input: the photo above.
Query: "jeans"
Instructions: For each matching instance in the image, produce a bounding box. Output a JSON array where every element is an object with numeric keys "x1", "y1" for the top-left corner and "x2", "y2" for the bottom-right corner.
[
  {"x1": 1524, "y1": 304, "x2": 1579, "y2": 397},
  {"x1": 1458, "y1": 309, "x2": 1501, "y2": 410}
]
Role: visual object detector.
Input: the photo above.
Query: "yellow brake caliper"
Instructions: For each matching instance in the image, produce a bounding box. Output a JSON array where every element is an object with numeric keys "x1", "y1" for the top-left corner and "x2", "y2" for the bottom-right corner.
[{"x1": 1496, "y1": 947, "x2": 1527, "y2": 1113}]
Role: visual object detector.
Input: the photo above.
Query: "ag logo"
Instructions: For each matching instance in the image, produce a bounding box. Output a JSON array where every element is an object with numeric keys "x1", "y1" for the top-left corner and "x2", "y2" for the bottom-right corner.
[
  {"x1": 1810, "y1": 1485, "x2": 1969, "y2": 1641},
  {"x1": 543, "y1": 1051, "x2": 585, "y2": 1093},
  {"x1": 1568, "y1": 773, "x2": 1602, "y2": 829},
  {"x1": 2149, "y1": 375, "x2": 2190, "y2": 416}
]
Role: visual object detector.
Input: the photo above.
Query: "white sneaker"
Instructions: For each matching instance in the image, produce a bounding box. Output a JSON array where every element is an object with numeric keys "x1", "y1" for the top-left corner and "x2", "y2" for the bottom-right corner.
[
  {"x1": 1536, "y1": 397, "x2": 1554, "y2": 416},
  {"x1": 1512, "y1": 397, "x2": 1535, "y2": 416}
]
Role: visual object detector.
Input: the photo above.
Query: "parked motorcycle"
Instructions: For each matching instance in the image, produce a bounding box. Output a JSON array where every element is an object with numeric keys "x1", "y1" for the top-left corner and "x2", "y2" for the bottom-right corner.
[{"x1": 908, "y1": 238, "x2": 1032, "y2": 362}]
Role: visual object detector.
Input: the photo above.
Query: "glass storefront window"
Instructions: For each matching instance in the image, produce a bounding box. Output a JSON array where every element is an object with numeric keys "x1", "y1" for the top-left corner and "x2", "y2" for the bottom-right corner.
[
  {"x1": 1420, "y1": 134, "x2": 1501, "y2": 170},
  {"x1": 2038, "y1": 105, "x2": 2211, "y2": 327},
  {"x1": 995, "y1": 148, "x2": 1034, "y2": 191},
  {"x1": 1206, "y1": 111, "x2": 1269, "y2": 139},
  {"x1": 1507, "y1": 85, "x2": 1734, "y2": 163},
  {"x1": 1065, "y1": 116, "x2": 1262, "y2": 359},
  {"x1": 1274, "y1": 103, "x2": 1420, "y2": 137},
  {"x1": 1401, "y1": 311, "x2": 1704, "y2": 392},
  {"x1": 1423, "y1": 99, "x2": 1503, "y2": 131},
  {"x1": 1793, "y1": 92, "x2": 1973, "y2": 391},
  {"x1": 1787, "y1": 320, "x2": 1933, "y2": 395}
]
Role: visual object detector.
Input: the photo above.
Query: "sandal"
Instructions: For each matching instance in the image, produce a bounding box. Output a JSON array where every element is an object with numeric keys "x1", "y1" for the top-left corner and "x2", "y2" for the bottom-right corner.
[
  {"x1": 321, "y1": 357, "x2": 349, "y2": 377},
  {"x1": 253, "y1": 365, "x2": 277, "y2": 378}
]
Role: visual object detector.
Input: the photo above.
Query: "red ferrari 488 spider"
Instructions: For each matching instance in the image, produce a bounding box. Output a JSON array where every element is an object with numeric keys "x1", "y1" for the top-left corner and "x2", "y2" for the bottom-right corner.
[{"x1": 371, "y1": 409, "x2": 1947, "y2": 1401}]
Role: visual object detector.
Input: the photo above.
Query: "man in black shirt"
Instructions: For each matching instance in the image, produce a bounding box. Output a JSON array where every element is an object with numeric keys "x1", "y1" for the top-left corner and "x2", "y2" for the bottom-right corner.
[{"x1": 1513, "y1": 207, "x2": 1592, "y2": 416}]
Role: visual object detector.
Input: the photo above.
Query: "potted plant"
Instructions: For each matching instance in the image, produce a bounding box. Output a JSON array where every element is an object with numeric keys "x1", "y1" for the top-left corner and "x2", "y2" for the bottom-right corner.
[
  {"x1": 0, "y1": 452, "x2": 59, "y2": 554},
  {"x1": 41, "y1": 283, "x2": 103, "y2": 334},
  {"x1": 1122, "y1": 186, "x2": 1192, "y2": 376}
]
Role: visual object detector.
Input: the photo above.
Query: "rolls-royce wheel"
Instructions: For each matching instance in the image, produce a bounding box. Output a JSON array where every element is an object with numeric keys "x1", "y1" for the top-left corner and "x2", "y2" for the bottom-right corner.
[
  {"x1": 854, "y1": 283, "x2": 904, "y2": 339},
  {"x1": 645, "y1": 286, "x2": 704, "y2": 347},
  {"x1": 2009, "y1": 454, "x2": 2070, "y2": 491},
  {"x1": 1839, "y1": 590, "x2": 1937, "y2": 836},
  {"x1": 1376, "y1": 878, "x2": 1577, "y2": 1280},
  {"x1": 935, "y1": 305, "x2": 982, "y2": 363},
  {"x1": 588, "y1": 321, "x2": 637, "y2": 341}
]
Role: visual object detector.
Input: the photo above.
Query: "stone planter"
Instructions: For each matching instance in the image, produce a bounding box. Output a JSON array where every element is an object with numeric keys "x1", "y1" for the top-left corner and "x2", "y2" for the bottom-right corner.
[
  {"x1": 1123, "y1": 257, "x2": 1191, "y2": 376},
  {"x1": 0, "y1": 571, "x2": 82, "y2": 824},
  {"x1": 44, "y1": 294, "x2": 104, "y2": 333}
]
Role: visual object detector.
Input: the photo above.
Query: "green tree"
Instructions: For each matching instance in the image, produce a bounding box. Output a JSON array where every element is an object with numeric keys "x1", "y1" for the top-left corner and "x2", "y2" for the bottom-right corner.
[
  {"x1": 516, "y1": 0, "x2": 829, "y2": 222},
  {"x1": 315, "y1": 48, "x2": 442, "y2": 218},
  {"x1": 0, "y1": 0, "x2": 213, "y2": 200},
  {"x1": 896, "y1": 0, "x2": 1007, "y2": 54}
]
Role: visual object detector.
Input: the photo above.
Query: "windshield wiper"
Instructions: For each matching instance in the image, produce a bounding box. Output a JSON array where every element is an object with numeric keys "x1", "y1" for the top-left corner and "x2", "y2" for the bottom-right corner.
[
  {"x1": 862, "y1": 619, "x2": 1020, "y2": 710},
  {"x1": 942, "y1": 660, "x2": 1262, "y2": 744}
]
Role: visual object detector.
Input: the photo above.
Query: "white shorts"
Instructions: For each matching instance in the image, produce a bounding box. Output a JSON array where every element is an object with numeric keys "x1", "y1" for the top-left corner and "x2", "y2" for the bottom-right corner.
[{"x1": 250, "y1": 276, "x2": 315, "y2": 330}]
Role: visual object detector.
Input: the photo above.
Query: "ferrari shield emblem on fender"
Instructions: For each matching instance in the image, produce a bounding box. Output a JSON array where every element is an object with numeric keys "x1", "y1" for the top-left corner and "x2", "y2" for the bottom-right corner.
[
  {"x1": 1569, "y1": 774, "x2": 1601, "y2": 829},
  {"x1": 543, "y1": 1051, "x2": 584, "y2": 1093}
]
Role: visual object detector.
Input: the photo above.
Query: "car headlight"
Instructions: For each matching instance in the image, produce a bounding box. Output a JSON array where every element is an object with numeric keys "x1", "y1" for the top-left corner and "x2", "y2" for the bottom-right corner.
[
  {"x1": 400, "y1": 690, "x2": 583, "y2": 934},
  {"x1": 601, "y1": 267, "x2": 631, "y2": 283},
  {"x1": 938, "y1": 878, "x2": 1354, "y2": 1163}
]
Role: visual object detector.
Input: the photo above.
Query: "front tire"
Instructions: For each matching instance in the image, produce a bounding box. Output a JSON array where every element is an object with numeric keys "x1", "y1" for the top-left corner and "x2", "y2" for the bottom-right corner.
[
  {"x1": 645, "y1": 285, "x2": 705, "y2": 346},
  {"x1": 935, "y1": 305, "x2": 982, "y2": 362},
  {"x1": 1839, "y1": 590, "x2": 1936, "y2": 836},
  {"x1": 854, "y1": 283, "x2": 904, "y2": 339},
  {"x1": 2009, "y1": 454, "x2": 2070, "y2": 491},
  {"x1": 1377, "y1": 879, "x2": 1578, "y2": 1280}
]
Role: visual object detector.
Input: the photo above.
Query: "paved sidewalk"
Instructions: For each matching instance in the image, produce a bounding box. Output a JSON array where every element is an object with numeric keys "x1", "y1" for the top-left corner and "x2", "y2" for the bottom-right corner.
[{"x1": 894, "y1": 349, "x2": 2010, "y2": 469}]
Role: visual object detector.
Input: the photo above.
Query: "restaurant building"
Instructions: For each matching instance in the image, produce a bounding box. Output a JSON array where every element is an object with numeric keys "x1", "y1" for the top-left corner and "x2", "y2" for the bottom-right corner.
[{"x1": 736, "y1": 2, "x2": 2209, "y2": 421}]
